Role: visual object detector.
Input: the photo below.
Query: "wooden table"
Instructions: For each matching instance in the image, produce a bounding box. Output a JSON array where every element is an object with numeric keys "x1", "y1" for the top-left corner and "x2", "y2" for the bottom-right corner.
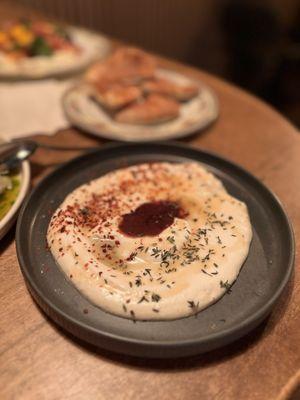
[{"x1": 0, "y1": 5, "x2": 300, "y2": 400}]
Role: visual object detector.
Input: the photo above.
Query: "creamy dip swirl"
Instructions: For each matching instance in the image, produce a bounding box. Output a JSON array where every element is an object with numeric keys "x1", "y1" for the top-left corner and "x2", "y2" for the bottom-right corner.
[{"x1": 47, "y1": 162, "x2": 252, "y2": 320}]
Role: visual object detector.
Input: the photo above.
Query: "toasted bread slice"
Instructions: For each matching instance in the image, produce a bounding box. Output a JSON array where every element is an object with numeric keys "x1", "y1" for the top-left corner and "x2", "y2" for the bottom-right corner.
[
  {"x1": 115, "y1": 94, "x2": 180, "y2": 125},
  {"x1": 85, "y1": 47, "x2": 156, "y2": 86},
  {"x1": 143, "y1": 77, "x2": 199, "y2": 101},
  {"x1": 85, "y1": 62, "x2": 108, "y2": 84},
  {"x1": 92, "y1": 83, "x2": 142, "y2": 110},
  {"x1": 107, "y1": 47, "x2": 156, "y2": 84}
]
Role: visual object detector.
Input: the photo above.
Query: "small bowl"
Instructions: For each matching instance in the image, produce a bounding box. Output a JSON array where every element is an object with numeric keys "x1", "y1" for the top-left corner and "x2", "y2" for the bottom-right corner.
[{"x1": 0, "y1": 160, "x2": 30, "y2": 240}]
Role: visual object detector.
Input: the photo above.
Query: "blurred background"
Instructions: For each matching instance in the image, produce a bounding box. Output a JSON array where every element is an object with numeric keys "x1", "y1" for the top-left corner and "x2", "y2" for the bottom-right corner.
[{"x1": 7, "y1": 0, "x2": 300, "y2": 127}]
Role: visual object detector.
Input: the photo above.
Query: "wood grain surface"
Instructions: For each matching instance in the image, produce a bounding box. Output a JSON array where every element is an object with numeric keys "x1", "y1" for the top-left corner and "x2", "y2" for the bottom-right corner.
[{"x1": 0, "y1": 3, "x2": 299, "y2": 400}]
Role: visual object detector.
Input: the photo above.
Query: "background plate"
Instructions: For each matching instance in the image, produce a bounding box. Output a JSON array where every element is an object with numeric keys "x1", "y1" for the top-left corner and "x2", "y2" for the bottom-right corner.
[
  {"x1": 0, "y1": 27, "x2": 110, "y2": 80},
  {"x1": 16, "y1": 142, "x2": 294, "y2": 358},
  {"x1": 63, "y1": 69, "x2": 219, "y2": 142}
]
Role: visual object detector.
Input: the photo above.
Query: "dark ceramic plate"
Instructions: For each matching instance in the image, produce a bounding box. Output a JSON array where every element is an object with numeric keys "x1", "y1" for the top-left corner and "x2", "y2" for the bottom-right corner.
[{"x1": 16, "y1": 142, "x2": 294, "y2": 358}]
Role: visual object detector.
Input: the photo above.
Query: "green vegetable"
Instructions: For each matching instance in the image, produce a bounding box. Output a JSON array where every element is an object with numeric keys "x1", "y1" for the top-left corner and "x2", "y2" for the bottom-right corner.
[
  {"x1": 29, "y1": 36, "x2": 53, "y2": 57},
  {"x1": 0, "y1": 176, "x2": 20, "y2": 220}
]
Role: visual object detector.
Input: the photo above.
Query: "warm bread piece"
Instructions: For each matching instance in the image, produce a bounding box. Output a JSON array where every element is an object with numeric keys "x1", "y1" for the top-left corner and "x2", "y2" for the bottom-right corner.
[
  {"x1": 92, "y1": 83, "x2": 142, "y2": 110},
  {"x1": 115, "y1": 94, "x2": 180, "y2": 125},
  {"x1": 107, "y1": 47, "x2": 156, "y2": 84},
  {"x1": 85, "y1": 47, "x2": 156, "y2": 86},
  {"x1": 143, "y1": 77, "x2": 199, "y2": 101},
  {"x1": 85, "y1": 63, "x2": 108, "y2": 84}
]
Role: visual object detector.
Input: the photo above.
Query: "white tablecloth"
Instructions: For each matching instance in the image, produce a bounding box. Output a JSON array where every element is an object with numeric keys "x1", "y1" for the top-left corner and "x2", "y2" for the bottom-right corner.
[{"x1": 0, "y1": 79, "x2": 71, "y2": 140}]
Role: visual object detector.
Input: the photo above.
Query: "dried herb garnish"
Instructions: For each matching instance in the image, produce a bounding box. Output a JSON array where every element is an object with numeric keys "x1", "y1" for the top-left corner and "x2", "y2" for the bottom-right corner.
[
  {"x1": 187, "y1": 300, "x2": 200, "y2": 311},
  {"x1": 160, "y1": 260, "x2": 170, "y2": 268},
  {"x1": 201, "y1": 268, "x2": 212, "y2": 276},
  {"x1": 220, "y1": 280, "x2": 232, "y2": 293},
  {"x1": 187, "y1": 300, "x2": 196, "y2": 308},
  {"x1": 138, "y1": 296, "x2": 149, "y2": 303},
  {"x1": 167, "y1": 235, "x2": 175, "y2": 244},
  {"x1": 135, "y1": 277, "x2": 142, "y2": 287},
  {"x1": 151, "y1": 293, "x2": 161, "y2": 302},
  {"x1": 130, "y1": 310, "x2": 136, "y2": 322},
  {"x1": 151, "y1": 247, "x2": 160, "y2": 257}
]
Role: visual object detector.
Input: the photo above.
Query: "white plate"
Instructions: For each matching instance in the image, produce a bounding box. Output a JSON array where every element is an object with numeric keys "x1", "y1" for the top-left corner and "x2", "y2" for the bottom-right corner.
[
  {"x1": 62, "y1": 69, "x2": 219, "y2": 142},
  {"x1": 0, "y1": 27, "x2": 110, "y2": 80},
  {"x1": 0, "y1": 159, "x2": 30, "y2": 240}
]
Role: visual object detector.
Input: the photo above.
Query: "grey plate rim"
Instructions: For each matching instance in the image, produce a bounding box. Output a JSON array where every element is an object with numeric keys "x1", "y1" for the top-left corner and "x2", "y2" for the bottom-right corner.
[{"x1": 16, "y1": 142, "x2": 295, "y2": 356}]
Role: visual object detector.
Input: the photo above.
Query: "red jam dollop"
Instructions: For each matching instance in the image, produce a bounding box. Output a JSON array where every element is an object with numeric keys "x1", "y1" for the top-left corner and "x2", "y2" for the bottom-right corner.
[{"x1": 119, "y1": 201, "x2": 185, "y2": 237}]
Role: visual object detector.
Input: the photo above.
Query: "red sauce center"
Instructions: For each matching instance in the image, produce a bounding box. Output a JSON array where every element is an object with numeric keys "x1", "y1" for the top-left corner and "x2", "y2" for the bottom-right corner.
[{"x1": 119, "y1": 201, "x2": 185, "y2": 237}]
